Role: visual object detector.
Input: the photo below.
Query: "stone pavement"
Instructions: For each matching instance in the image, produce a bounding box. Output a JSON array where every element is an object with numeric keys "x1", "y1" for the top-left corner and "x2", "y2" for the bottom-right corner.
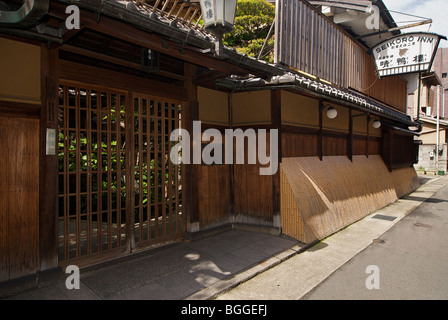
[
  {"x1": 302, "y1": 175, "x2": 448, "y2": 300},
  {"x1": 2, "y1": 175, "x2": 446, "y2": 300},
  {"x1": 2, "y1": 226, "x2": 304, "y2": 300},
  {"x1": 216, "y1": 175, "x2": 448, "y2": 300}
]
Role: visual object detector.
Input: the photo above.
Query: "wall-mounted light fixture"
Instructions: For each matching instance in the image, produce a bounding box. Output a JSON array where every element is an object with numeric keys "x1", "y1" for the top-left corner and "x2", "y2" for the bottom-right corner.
[
  {"x1": 141, "y1": 48, "x2": 160, "y2": 73},
  {"x1": 326, "y1": 107, "x2": 338, "y2": 119},
  {"x1": 199, "y1": 0, "x2": 238, "y2": 55},
  {"x1": 372, "y1": 120, "x2": 381, "y2": 129}
]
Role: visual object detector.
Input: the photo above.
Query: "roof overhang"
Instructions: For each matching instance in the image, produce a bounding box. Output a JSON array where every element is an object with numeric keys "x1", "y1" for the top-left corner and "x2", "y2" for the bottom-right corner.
[
  {"x1": 421, "y1": 71, "x2": 443, "y2": 87},
  {"x1": 216, "y1": 71, "x2": 420, "y2": 131},
  {"x1": 0, "y1": 0, "x2": 49, "y2": 27},
  {"x1": 0, "y1": 0, "x2": 420, "y2": 131}
]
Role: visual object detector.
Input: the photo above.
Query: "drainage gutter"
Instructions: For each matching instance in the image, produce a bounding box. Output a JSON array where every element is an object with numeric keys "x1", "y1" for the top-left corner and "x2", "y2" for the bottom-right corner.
[{"x1": 0, "y1": 0, "x2": 49, "y2": 28}]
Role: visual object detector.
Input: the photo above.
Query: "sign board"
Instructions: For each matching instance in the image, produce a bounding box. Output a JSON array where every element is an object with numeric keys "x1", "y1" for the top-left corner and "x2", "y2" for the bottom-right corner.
[
  {"x1": 371, "y1": 32, "x2": 446, "y2": 77},
  {"x1": 46, "y1": 128, "x2": 56, "y2": 155}
]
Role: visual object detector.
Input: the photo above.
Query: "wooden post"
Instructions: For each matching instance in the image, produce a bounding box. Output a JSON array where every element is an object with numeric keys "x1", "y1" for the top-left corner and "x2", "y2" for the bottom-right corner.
[
  {"x1": 183, "y1": 63, "x2": 199, "y2": 231},
  {"x1": 366, "y1": 116, "x2": 370, "y2": 158},
  {"x1": 381, "y1": 128, "x2": 393, "y2": 172},
  {"x1": 318, "y1": 101, "x2": 323, "y2": 161},
  {"x1": 271, "y1": 90, "x2": 282, "y2": 224},
  {"x1": 348, "y1": 108, "x2": 353, "y2": 162},
  {"x1": 229, "y1": 92, "x2": 235, "y2": 216},
  {"x1": 39, "y1": 44, "x2": 59, "y2": 271},
  {"x1": 125, "y1": 92, "x2": 135, "y2": 252}
]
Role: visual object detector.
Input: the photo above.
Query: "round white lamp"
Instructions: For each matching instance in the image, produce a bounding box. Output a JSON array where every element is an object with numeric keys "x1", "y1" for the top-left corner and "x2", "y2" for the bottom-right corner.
[
  {"x1": 372, "y1": 120, "x2": 381, "y2": 129},
  {"x1": 326, "y1": 107, "x2": 338, "y2": 119}
]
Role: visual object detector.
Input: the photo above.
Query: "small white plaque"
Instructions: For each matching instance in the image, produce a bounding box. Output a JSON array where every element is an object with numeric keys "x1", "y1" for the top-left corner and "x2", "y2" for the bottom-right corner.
[{"x1": 46, "y1": 128, "x2": 56, "y2": 155}]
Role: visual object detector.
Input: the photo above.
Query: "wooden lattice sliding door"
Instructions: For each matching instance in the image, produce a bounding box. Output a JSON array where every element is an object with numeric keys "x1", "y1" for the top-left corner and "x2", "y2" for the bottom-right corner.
[
  {"x1": 131, "y1": 94, "x2": 184, "y2": 248},
  {"x1": 57, "y1": 82, "x2": 183, "y2": 263}
]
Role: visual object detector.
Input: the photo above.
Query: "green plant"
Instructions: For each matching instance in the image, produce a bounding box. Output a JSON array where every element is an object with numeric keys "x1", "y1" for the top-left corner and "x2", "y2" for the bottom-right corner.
[
  {"x1": 223, "y1": 0, "x2": 275, "y2": 63},
  {"x1": 58, "y1": 105, "x2": 180, "y2": 221}
]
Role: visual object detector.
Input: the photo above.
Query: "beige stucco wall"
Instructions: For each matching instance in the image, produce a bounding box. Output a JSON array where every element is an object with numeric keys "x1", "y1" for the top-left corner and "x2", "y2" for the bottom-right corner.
[
  {"x1": 232, "y1": 90, "x2": 271, "y2": 125},
  {"x1": 0, "y1": 37, "x2": 41, "y2": 104},
  {"x1": 281, "y1": 91, "x2": 319, "y2": 128},
  {"x1": 322, "y1": 102, "x2": 349, "y2": 133},
  {"x1": 280, "y1": 90, "x2": 381, "y2": 137},
  {"x1": 197, "y1": 86, "x2": 229, "y2": 125},
  {"x1": 420, "y1": 122, "x2": 447, "y2": 145},
  {"x1": 370, "y1": 120, "x2": 382, "y2": 137},
  {"x1": 352, "y1": 110, "x2": 367, "y2": 135}
]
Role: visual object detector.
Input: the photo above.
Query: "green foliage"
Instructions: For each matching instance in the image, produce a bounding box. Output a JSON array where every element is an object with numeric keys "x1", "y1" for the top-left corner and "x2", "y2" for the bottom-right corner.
[
  {"x1": 223, "y1": 0, "x2": 275, "y2": 63},
  {"x1": 58, "y1": 103, "x2": 178, "y2": 217}
]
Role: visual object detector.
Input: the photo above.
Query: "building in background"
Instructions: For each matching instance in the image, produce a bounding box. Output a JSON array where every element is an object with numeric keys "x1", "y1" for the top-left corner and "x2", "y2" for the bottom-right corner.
[
  {"x1": 414, "y1": 116, "x2": 448, "y2": 175},
  {"x1": 410, "y1": 51, "x2": 448, "y2": 174},
  {"x1": 433, "y1": 47, "x2": 448, "y2": 119}
]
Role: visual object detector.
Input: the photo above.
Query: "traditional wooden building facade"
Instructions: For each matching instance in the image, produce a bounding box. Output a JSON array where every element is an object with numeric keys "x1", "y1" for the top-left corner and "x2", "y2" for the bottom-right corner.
[{"x1": 0, "y1": 0, "x2": 421, "y2": 286}]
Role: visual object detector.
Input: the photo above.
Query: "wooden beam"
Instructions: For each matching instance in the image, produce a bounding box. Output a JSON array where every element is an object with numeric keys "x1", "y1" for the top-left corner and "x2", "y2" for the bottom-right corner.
[
  {"x1": 62, "y1": 26, "x2": 84, "y2": 42},
  {"x1": 58, "y1": 60, "x2": 188, "y2": 101},
  {"x1": 193, "y1": 70, "x2": 228, "y2": 86},
  {"x1": 0, "y1": 101, "x2": 40, "y2": 118},
  {"x1": 60, "y1": 44, "x2": 186, "y2": 81},
  {"x1": 48, "y1": 3, "x2": 252, "y2": 76}
]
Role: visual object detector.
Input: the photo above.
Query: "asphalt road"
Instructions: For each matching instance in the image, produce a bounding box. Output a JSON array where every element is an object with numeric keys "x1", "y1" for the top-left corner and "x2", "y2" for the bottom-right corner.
[{"x1": 302, "y1": 178, "x2": 448, "y2": 300}]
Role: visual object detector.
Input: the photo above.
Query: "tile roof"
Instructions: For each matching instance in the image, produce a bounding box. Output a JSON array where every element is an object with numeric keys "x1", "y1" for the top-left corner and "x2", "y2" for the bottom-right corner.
[
  {"x1": 216, "y1": 72, "x2": 417, "y2": 127},
  {"x1": 53, "y1": 0, "x2": 419, "y2": 128}
]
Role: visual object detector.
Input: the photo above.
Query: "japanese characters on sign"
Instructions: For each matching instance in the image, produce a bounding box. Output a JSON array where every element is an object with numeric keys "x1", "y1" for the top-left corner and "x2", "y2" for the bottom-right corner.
[
  {"x1": 371, "y1": 33, "x2": 445, "y2": 77},
  {"x1": 199, "y1": 0, "x2": 238, "y2": 33},
  {"x1": 203, "y1": 0, "x2": 213, "y2": 20}
]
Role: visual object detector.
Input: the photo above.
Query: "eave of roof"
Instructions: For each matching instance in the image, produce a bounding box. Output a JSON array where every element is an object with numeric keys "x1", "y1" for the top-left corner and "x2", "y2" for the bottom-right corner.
[
  {"x1": 53, "y1": 0, "x2": 417, "y2": 129},
  {"x1": 55, "y1": 0, "x2": 283, "y2": 77},
  {"x1": 216, "y1": 72, "x2": 417, "y2": 128},
  {"x1": 418, "y1": 116, "x2": 448, "y2": 127}
]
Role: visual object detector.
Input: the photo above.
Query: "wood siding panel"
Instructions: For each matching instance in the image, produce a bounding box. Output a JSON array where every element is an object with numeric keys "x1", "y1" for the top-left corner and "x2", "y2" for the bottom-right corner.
[
  {"x1": 194, "y1": 164, "x2": 231, "y2": 227},
  {"x1": 369, "y1": 138, "x2": 381, "y2": 155},
  {"x1": 234, "y1": 164, "x2": 274, "y2": 223},
  {"x1": 282, "y1": 132, "x2": 318, "y2": 157},
  {"x1": 353, "y1": 136, "x2": 367, "y2": 156},
  {"x1": 0, "y1": 120, "x2": 8, "y2": 282},
  {"x1": 323, "y1": 135, "x2": 347, "y2": 156},
  {"x1": 0, "y1": 117, "x2": 39, "y2": 282},
  {"x1": 233, "y1": 132, "x2": 275, "y2": 223}
]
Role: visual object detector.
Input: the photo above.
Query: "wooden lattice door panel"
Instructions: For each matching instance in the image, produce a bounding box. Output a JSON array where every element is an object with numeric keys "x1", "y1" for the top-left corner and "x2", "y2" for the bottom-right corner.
[
  {"x1": 57, "y1": 83, "x2": 184, "y2": 263},
  {"x1": 58, "y1": 84, "x2": 128, "y2": 261},
  {"x1": 131, "y1": 94, "x2": 183, "y2": 247}
]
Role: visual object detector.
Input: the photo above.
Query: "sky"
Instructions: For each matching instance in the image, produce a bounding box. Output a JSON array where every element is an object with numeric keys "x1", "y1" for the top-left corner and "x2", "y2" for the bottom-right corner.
[{"x1": 382, "y1": 0, "x2": 448, "y2": 47}]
